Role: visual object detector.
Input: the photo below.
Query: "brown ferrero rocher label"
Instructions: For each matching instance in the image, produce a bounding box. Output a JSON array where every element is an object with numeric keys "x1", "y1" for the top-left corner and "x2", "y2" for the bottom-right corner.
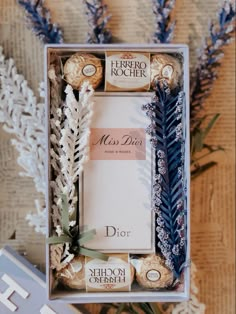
[
  {"x1": 85, "y1": 254, "x2": 132, "y2": 292},
  {"x1": 105, "y1": 51, "x2": 150, "y2": 91}
]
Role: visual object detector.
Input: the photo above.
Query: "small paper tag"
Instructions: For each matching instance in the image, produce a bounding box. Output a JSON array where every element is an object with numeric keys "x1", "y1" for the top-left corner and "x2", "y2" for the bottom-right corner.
[
  {"x1": 105, "y1": 51, "x2": 150, "y2": 91},
  {"x1": 85, "y1": 254, "x2": 131, "y2": 292}
]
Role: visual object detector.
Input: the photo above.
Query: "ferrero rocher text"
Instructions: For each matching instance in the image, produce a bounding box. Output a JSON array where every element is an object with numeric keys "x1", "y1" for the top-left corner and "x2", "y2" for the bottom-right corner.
[
  {"x1": 105, "y1": 51, "x2": 150, "y2": 91},
  {"x1": 110, "y1": 60, "x2": 147, "y2": 78},
  {"x1": 88, "y1": 267, "x2": 126, "y2": 284},
  {"x1": 85, "y1": 254, "x2": 132, "y2": 292}
]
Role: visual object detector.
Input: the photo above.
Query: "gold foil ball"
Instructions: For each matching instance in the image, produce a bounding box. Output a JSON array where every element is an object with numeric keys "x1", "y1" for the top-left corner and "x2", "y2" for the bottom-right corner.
[
  {"x1": 151, "y1": 54, "x2": 182, "y2": 90},
  {"x1": 64, "y1": 53, "x2": 103, "y2": 90},
  {"x1": 130, "y1": 263, "x2": 135, "y2": 284},
  {"x1": 57, "y1": 256, "x2": 85, "y2": 290},
  {"x1": 133, "y1": 254, "x2": 174, "y2": 289}
]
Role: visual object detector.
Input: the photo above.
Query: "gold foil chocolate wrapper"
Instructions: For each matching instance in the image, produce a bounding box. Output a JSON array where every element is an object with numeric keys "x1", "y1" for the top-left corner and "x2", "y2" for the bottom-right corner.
[
  {"x1": 130, "y1": 263, "x2": 135, "y2": 283},
  {"x1": 57, "y1": 256, "x2": 85, "y2": 290},
  {"x1": 85, "y1": 254, "x2": 134, "y2": 292},
  {"x1": 64, "y1": 53, "x2": 103, "y2": 90},
  {"x1": 132, "y1": 254, "x2": 174, "y2": 289},
  {"x1": 151, "y1": 54, "x2": 182, "y2": 90}
]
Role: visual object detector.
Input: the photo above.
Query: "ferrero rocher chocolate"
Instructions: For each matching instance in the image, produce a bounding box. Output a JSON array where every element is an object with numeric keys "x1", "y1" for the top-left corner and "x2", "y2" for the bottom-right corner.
[
  {"x1": 64, "y1": 53, "x2": 103, "y2": 90},
  {"x1": 130, "y1": 263, "x2": 135, "y2": 283},
  {"x1": 85, "y1": 254, "x2": 134, "y2": 292},
  {"x1": 151, "y1": 54, "x2": 182, "y2": 90},
  {"x1": 57, "y1": 256, "x2": 85, "y2": 290},
  {"x1": 105, "y1": 51, "x2": 150, "y2": 91},
  {"x1": 133, "y1": 254, "x2": 174, "y2": 289}
]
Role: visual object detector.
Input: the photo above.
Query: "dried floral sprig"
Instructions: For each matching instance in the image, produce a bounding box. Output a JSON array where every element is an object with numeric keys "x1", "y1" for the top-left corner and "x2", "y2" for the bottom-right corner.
[
  {"x1": 17, "y1": 0, "x2": 63, "y2": 44},
  {"x1": 190, "y1": 113, "x2": 224, "y2": 178},
  {"x1": 50, "y1": 243, "x2": 64, "y2": 271},
  {"x1": 50, "y1": 82, "x2": 94, "y2": 223},
  {"x1": 0, "y1": 46, "x2": 46, "y2": 232},
  {"x1": 0, "y1": 48, "x2": 45, "y2": 193},
  {"x1": 61, "y1": 83, "x2": 94, "y2": 183},
  {"x1": 152, "y1": 0, "x2": 176, "y2": 43},
  {"x1": 48, "y1": 64, "x2": 66, "y2": 227},
  {"x1": 142, "y1": 82, "x2": 187, "y2": 278},
  {"x1": 190, "y1": 1, "x2": 235, "y2": 177},
  {"x1": 26, "y1": 200, "x2": 47, "y2": 234},
  {"x1": 84, "y1": 0, "x2": 112, "y2": 44},
  {"x1": 191, "y1": 1, "x2": 235, "y2": 124},
  {"x1": 49, "y1": 78, "x2": 94, "y2": 230}
]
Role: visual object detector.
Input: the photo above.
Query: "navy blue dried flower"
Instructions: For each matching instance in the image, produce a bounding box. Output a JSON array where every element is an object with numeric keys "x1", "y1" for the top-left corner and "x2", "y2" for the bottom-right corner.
[
  {"x1": 152, "y1": 0, "x2": 176, "y2": 43},
  {"x1": 143, "y1": 82, "x2": 187, "y2": 278},
  {"x1": 191, "y1": 1, "x2": 235, "y2": 125},
  {"x1": 190, "y1": 1, "x2": 235, "y2": 178},
  {"x1": 84, "y1": 0, "x2": 112, "y2": 44},
  {"x1": 18, "y1": 0, "x2": 63, "y2": 44}
]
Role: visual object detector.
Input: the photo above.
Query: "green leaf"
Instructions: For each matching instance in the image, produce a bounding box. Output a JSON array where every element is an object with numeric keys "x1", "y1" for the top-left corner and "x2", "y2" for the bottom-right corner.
[
  {"x1": 99, "y1": 305, "x2": 110, "y2": 314},
  {"x1": 194, "y1": 130, "x2": 204, "y2": 152},
  {"x1": 100, "y1": 303, "x2": 118, "y2": 314},
  {"x1": 203, "y1": 143, "x2": 224, "y2": 153},
  {"x1": 191, "y1": 114, "x2": 221, "y2": 160},
  {"x1": 137, "y1": 303, "x2": 155, "y2": 314},
  {"x1": 149, "y1": 303, "x2": 162, "y2": 314},
  {"x1": 191, "y1": 161, "x2": 217, "y2": 179},
  {"x1": 46, "y1": 235, "x2": 71, "y2": 244},
  {"x1": 191, "y1": 146, "x2": 224, "y2": 164},
  {"x1": 129, "y1": 304, "x2": 140, "y2": 314},
  {"x1": 61, "y1": 194, "x2": 71, "y2": 236},
  {"x1": 116, "y1": 304, "x2": 125, "y2": 314},
  {"x1": 193, "y1": 115, "x2": 208, "y2": 129},
  {"x1": 202, "y1": 113, "x2": 220, "y2": 139}
]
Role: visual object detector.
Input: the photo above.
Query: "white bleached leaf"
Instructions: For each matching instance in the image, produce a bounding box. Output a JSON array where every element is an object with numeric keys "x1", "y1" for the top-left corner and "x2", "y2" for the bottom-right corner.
[{"x1": 0, "y1": 46, "x2": 46, "y2": 233}]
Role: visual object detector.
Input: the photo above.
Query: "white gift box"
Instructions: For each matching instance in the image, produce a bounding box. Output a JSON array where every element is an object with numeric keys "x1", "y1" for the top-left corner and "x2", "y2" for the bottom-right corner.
[{"x1": 45, "y1": 44, "x2": 190, "y2": 303}]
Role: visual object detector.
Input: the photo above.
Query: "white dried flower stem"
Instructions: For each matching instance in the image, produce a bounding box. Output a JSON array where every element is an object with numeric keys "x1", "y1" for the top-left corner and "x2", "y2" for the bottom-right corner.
[
  {"x1": 48, "y1": 65, "x2": 67, "y2": 226},
  {"x1": 57, "y1": 82, "x2": 94, "y2": 215},
  {"x1": 0, "y1": 46, "x2": 46, "y2": 233}
]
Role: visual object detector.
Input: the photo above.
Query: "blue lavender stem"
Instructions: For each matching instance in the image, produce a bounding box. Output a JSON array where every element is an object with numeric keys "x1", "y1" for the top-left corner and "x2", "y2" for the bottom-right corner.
[
  {"x1": 190, "y1": 1, "x2": 235, "y2": 127},
  {"x1": 142, "y1": 83, "x2": 186, "y2": 278},
  {"x1": 84, "y1": 0, "x2": 112, "y2": 44},
  {"x1": 18, "y1": 0, "x2": 63, "y2": 44},
  {"x1": 152, "y1": 0, "x2": 176, "y2": 43}
]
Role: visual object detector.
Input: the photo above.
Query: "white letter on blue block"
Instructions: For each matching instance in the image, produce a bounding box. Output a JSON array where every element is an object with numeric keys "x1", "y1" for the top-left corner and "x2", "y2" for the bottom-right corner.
[{"x1": 0, "y1": 274, "x2": 29, "y2": 312}]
